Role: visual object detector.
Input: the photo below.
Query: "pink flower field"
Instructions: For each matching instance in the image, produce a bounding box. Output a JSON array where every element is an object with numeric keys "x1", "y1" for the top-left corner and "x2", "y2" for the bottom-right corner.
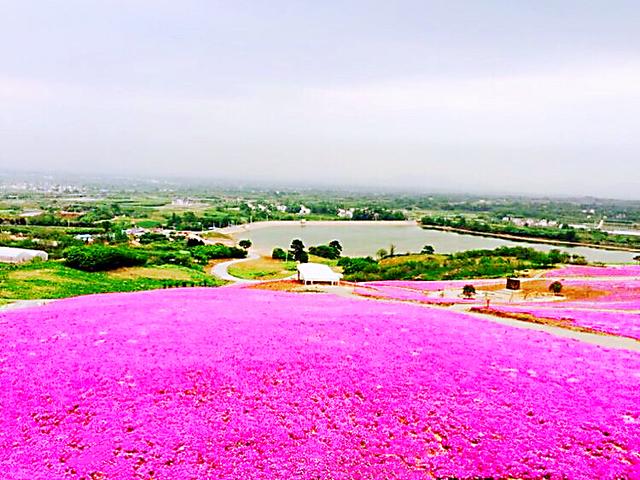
[
  {"x1": 545, "y1": 265, "x2": 640, "y2": 278},
  {"x1": 354, "y1": 280, "x2": 501, "y2": 304},
  {"x1": 486, "y1": 305, "x2": 640, "y2": 340},
  {"x1": 1, "y1": 287, "x2": 640, "y2": 478}
]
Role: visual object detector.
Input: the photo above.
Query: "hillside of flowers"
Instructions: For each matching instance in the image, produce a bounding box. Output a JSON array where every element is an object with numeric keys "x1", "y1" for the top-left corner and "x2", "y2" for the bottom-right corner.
[
  {"x1": 544, "y1": 265, "x2": 640, "y2": 278},
  {"x1": 1, "y1": 287, "x2": 639, "y2": 479},
  {"x1": 482, "y1": 305, "x2": 640, "y2": 340}
]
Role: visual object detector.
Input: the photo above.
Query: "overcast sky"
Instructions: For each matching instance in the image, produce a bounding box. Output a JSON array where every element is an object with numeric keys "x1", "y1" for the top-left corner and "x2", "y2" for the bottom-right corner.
[{"x1": 1, "y1": 1, "x2": 639, "y2": 197}]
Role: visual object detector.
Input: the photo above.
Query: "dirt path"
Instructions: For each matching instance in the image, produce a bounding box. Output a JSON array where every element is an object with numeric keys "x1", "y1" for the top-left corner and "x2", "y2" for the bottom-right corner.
[{"x1": 316, "y1": 284, "x2": 640, "y2": 352}]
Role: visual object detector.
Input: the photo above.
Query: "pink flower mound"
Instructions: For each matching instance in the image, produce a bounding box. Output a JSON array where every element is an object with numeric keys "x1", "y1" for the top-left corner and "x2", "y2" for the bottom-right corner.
[
  {"x1": 545, "y1": 265, "x2": 640, "y2": 278},
  {"x1": 1, "y1": 288, "x2": 640, "y2": 479},
  {"x1": 489, "y1": 305, "x2": 640, "y2": 340}
]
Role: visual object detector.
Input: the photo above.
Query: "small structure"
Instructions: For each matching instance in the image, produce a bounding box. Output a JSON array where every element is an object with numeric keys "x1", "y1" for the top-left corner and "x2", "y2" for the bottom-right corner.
[
  {"x1": 506, "y1": 278, "x2": 521, "y2": 290},
  {"x1": 74, "y1": 234, "x2": 94, "y2": 243},
  {"x1": 0, "y1": 247, "x2": 48, "y2": 264},
  {"x1": 297, "y1": 263, "x2": 342, "y2": 285}
]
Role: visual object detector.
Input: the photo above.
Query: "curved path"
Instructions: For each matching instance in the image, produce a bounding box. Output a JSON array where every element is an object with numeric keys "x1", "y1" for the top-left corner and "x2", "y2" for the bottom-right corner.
[{"x1": 211, "y1": 251, "x2": 261, "y2": 283}]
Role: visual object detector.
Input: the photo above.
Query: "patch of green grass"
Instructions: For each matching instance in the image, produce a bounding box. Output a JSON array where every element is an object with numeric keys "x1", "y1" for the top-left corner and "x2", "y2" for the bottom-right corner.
[
  {"x1": 0, "y1": 261, "x2": 222, "y2": 301},
  {"x1": 134, "y1": 219, "x2": 163, "y2": 228},
  {"x1": 228, "y1": 257, "x2": 297, "y2": 280},
  {"x1": 308, "y1": 255, "x2": 339, "y2": 267}
]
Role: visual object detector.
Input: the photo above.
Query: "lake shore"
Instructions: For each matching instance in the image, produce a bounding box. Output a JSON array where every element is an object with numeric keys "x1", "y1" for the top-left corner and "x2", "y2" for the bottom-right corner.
[
  {"x1": 421, "y1": 225, "x2": 640, "y2": 254},
  {"x1": 220, "y1": 219, "x2": 418, "y2": 236}
]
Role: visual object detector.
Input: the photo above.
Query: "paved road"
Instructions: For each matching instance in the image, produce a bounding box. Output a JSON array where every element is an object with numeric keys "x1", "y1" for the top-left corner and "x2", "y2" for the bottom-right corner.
[
  {"x1": 0, "y1": 299, "x2": 55, "y2": 311},
  {"x1": 211, "y1": 252, "x2": 261, "y2": 283}
]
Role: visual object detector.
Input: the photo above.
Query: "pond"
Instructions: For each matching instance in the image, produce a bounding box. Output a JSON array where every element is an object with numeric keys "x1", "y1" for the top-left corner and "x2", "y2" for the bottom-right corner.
[{"x1": 230, "y1": 221, "x2": 637, "y2": 263}]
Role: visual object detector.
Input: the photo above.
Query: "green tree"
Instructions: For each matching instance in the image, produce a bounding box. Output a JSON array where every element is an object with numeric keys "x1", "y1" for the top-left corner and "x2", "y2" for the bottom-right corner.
[
  {"x1": 238, "y1": 239, "x2": 252, "y2": 249},
  {"x1": 462, "y1": 284, "x2": 476, "y2": 298},
  {"x1": 289, "y1": 239, "x2": 307, "y2": 262},
  {"x1": 421, "y1": 245, "x2": 435, "y2": 254},
  {"x1": 329, "y1": 240, "x2": 343, "y2": 254},
  {"x1": 376, "y1": 248, "x2": 388, "y2": 260},
  {"x1": 272, "y1": 247, "x2": 287, "y2": 260},
  {"x1": 549, "y1": 281, "x2": 563, "y2": 295}
]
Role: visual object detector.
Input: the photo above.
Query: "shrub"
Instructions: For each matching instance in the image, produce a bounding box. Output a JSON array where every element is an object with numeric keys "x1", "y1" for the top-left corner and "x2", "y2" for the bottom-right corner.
[
  {"x1": 272, "y1": 247, "x2": 287, "y2": 260},
  {"x1": 308, "y1": 244, "x2": 340, "y2": 259},
  {"x1": 337, "y1": 257, "x2": 379, "y2": 276},
  {"x1": 186, "y1": 237, "x2": 205, "y2": 247},
  {"x1": 190, "y1": 244, "x2": 247, "y2": 263},
  {"x1": 238, "y1": 239, "x2": 252, "y2": 249},
  {"x1": 462, "y1": 284, "x2": 476, "y2": 298},
  {"x1": 549, "y1": 281, "x2": 563, "y2": 295},
  {"x1": 64, "y1": 246, "x2": 147, "y2": 272},
  {"x1": 139, "y1": 232, "x2": 170, "y2": 245}
]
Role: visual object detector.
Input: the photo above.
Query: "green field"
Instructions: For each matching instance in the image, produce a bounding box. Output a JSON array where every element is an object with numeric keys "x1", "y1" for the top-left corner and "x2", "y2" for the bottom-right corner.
[
  {"x1": 227, "y1": 255, "x2": 339, "y2": 280},
  {"x1": 0, "y1": 261, "x2": 222, "y2": 301}
]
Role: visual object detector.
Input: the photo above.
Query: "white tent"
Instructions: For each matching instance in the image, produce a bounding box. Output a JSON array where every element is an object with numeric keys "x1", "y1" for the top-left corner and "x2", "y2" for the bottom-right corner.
[
  {"x1": 297, "y1": 263, "x2": 342, "y2": 285},
  {"x1": 0, "y1": 247, "x2": 48, "y2": 264}
]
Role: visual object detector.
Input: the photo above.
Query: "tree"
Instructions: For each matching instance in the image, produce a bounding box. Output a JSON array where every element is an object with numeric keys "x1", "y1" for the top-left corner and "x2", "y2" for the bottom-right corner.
[
  {"x1": 389, "y1": 244, "x2": 396, "y2": 256},
  {"x1": 549, "y1": 281, "x2": 563, "y2": 295},
  {"x1": 238, "y1": 239, "x2": 252, "y2": 249},
  {"x1": 376, "y1": 248, "x2": 388, "y2": 260},
  {"x1": 329, "y1": 240, "x2": 343, "y2": 254},
  {"x1": 462, "y1": 284, "x2": 476, "y2": 298},
  {"x1": 186, "y1": 237, "x2": 205, "y2": 247},
  {"x1": 289, "y1": 239, "x2": 307, "y2": 262},
  {"x1": 634, "y1": 255, "x2": 640, "y2": 264},
  {"x1": 421, "y1": 245, "x2": 435, "y2": 254},
  {"x1": 272, "y1": 247, "x2": 287, "y2": 260},
  {"x1": 309, "y1": 244, "x2": 340, "y2": 259}
]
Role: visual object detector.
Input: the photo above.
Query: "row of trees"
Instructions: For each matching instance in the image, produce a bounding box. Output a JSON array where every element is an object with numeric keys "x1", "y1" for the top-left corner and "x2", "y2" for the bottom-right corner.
[
  {"x1": 421, "y1": 215, "x2": 580, "y2": 243},
  {"x1": 272, "y1": 239, "x2": 343, "y2": 263},
  {"x1": 336, "y1": 246, "x2": 581, "y2": 282},
  {"x1": 63, "y1": 242, "x2": 248, "y2": 272}
]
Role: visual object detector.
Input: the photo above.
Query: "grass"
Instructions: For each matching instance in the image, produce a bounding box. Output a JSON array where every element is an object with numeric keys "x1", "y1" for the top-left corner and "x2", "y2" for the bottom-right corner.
[
  {"x1": 133, "y1": 219, "x2": 163, "y2": 228},
  {"x1": 0, "y1": 261, "x2": 222, "y2": 301},
  {"x1": 228, "y1": 257, "x2": 297, "y2": 280},
  {"x1": 380, "y1": 253, "x2": 447, "y2": 266}
]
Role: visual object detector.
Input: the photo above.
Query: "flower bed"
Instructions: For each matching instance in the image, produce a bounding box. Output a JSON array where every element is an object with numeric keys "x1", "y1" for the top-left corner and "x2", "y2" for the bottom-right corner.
[{"x1": 1, "y1": 288, "x2": 639, "y2": 478}]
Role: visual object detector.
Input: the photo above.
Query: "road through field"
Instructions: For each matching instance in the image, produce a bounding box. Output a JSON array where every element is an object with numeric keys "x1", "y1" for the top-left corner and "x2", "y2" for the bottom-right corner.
[{"x1": 210, "y1": 251, "x2": 261, "y2": 283}]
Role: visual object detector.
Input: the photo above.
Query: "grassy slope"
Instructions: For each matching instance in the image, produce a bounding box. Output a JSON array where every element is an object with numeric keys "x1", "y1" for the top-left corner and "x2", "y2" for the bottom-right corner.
[
  {"x1": 0, "y1": 261, "x2": 222, "y2": 301},
  {"x1": 228, "y1": 257, "x2": 298, "y2": 280}
]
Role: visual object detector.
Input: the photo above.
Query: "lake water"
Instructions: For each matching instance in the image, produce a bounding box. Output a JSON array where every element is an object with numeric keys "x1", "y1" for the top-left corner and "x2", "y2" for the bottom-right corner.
[{"x1": 233, "y1": 222, "x2": 637, "y2": 263}]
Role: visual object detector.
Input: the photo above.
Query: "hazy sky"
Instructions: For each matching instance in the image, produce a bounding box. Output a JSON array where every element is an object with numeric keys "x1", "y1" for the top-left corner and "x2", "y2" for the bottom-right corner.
[{"x1": 1, "y1": 1, "x2": 639, "y2": 197}]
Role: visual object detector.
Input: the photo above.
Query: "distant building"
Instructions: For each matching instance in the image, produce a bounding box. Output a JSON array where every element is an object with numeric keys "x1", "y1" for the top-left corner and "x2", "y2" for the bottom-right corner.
[
  {"x1": 171, "y1": 198, "x2": 196, "y2": 206},
  {"x1": 337, "y1": 208, "x2": 354, "y2": 219},
  {"x1": 125, "y1": 227, "x2": 148, "y2": 237},
  {"x1": 298, "y1": 205, "x2": 311, "y2": 215},
  {"x1": 0, "y1": 247, "x2": 48, "y2": 264},
  {"x1": 19, "y1": 210, "x2": 44, "y2": 218},
  {"x1": 74, "y1": 234, "x2": 94, "y2": 243}
]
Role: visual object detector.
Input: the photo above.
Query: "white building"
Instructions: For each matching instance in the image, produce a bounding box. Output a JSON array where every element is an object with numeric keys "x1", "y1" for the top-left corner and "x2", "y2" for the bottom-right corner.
[
  {"x1": 0, "y1": 247, "x2": 48, "y2": 264},
  {"x1": 297, "y1": 263, "x2": 342, "y2": 285},
  {"x1": 337, "y1": 208, "x2": 354, "y2": 219},
  {"x1": 298, "y1": 204, "x2": 311, "y2": 215}
]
